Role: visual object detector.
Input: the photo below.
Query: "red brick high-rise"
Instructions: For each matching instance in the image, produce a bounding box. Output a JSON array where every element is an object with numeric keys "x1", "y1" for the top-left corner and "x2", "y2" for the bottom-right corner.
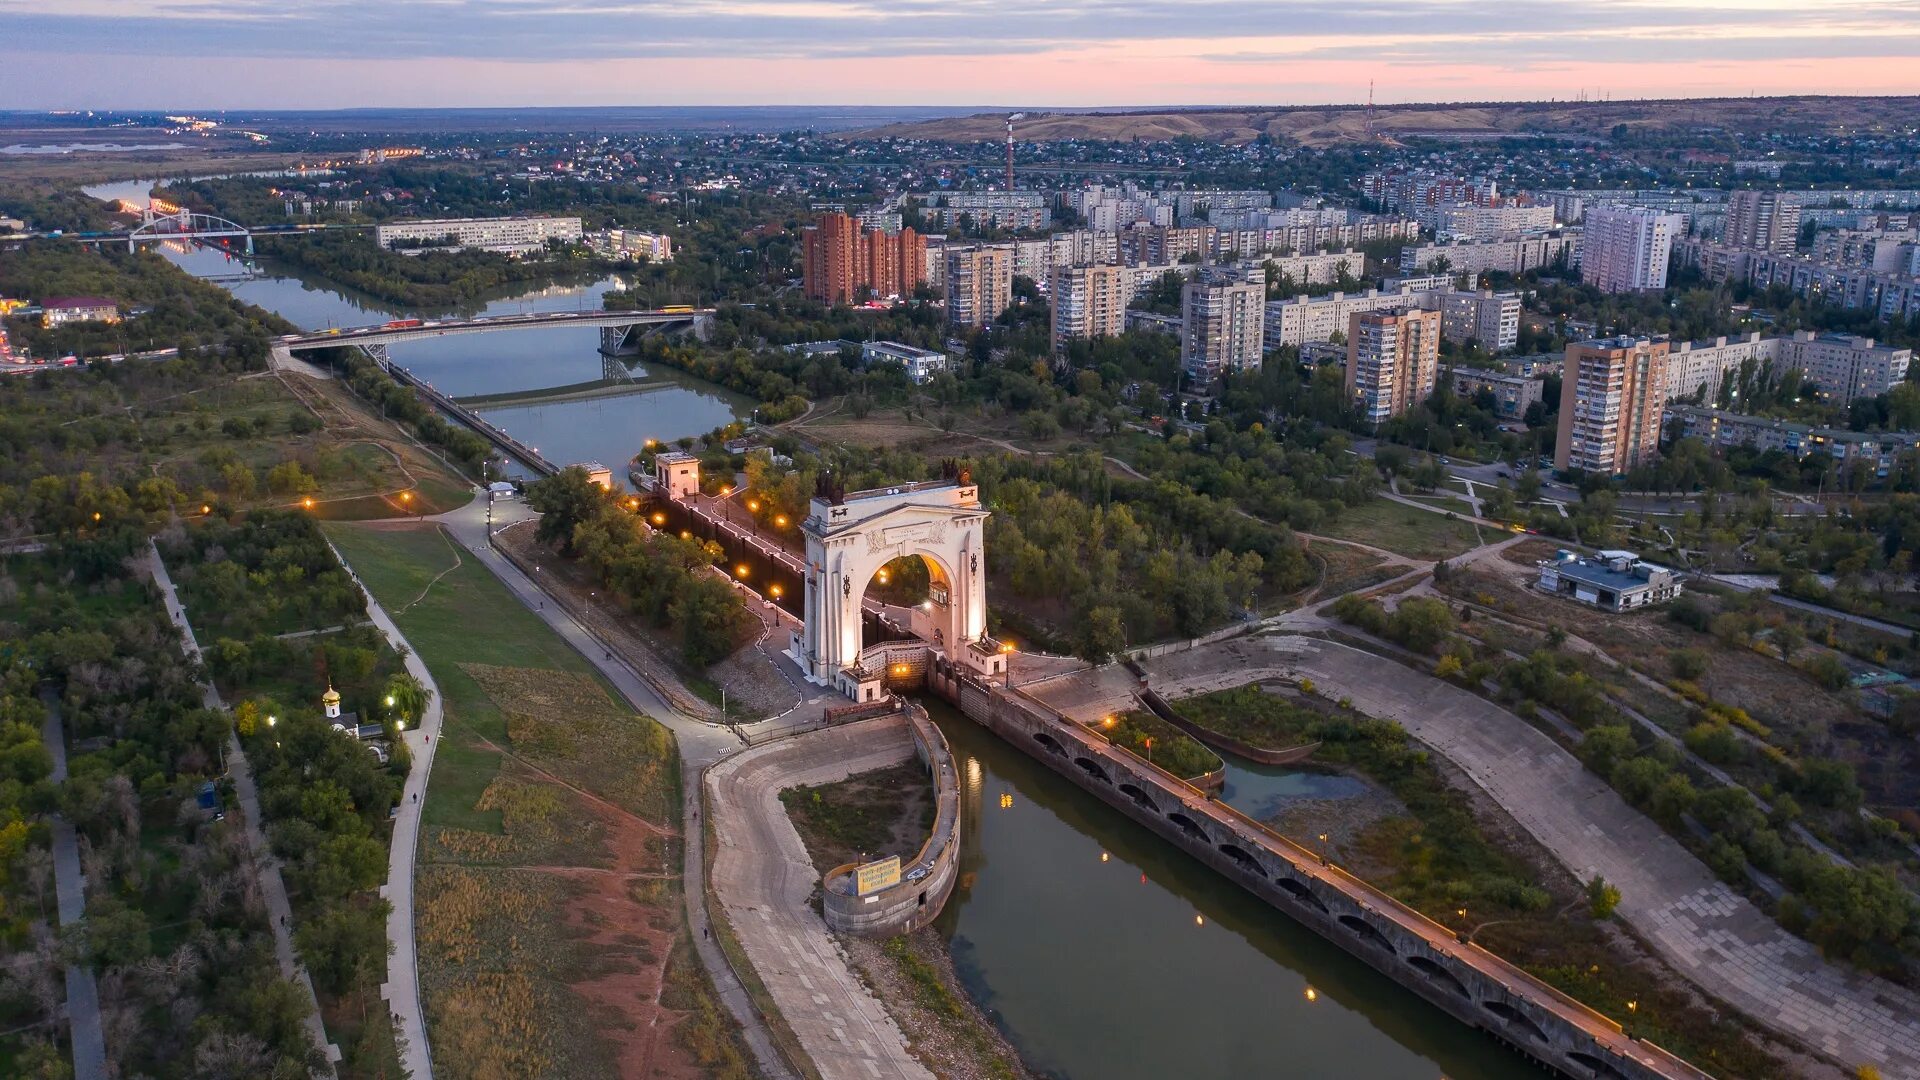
[{"x1": 802, "y1": 212, "x2": 925, "y2": 304}]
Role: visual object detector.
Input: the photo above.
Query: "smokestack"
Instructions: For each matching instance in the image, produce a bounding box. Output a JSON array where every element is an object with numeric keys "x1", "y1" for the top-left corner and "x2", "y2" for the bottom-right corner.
[{"x1": 1005, "y1": 113, "x2": 1025, "y2": 192}]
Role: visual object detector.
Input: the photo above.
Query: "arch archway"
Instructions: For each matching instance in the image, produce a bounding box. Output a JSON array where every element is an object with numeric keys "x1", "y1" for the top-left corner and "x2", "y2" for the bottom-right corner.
[{"x1": 790, "y1": 475, "x2": 1005, "y2": 696}]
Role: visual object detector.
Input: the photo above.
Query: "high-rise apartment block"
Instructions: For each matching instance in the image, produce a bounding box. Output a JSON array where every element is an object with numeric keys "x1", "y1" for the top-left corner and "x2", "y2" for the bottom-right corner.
[
  {"x1": 1049, "y1": 264, "x2": 1130, "y2": 352},
  {"x1": 945, "y1": 245, "x2": 1014, "y2": 329},
  {"x1": 1581, "y1": 207, "x2": 1685, "y2": 293},
  {"x1": 1723, "y1": 190, "x2": 1801, "y2": 254},
  {"x1": 801, "y1": 212, "x2": 927, "y2": 305},
  {"x1": 1347, "y1": 308, "x2": 1441, "y2": 424},
  {"x1": 1181, "y1": 265, "x2": 1267, "y2": 378},
  {"x1": 1556, "y1": 336, "x2": 1672, "y2": 474}
]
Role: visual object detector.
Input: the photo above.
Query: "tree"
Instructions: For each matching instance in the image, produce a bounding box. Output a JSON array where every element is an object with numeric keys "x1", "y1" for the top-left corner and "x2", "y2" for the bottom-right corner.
[
  {"x1": 526, "y1": 468, "x2": 608, "y2": 556},
  {"x1": 1586, "y1": 874, "x2": 1621, "y2": 919},
  {"x1": 1076, "y1": 606, "x2": 1127, "y2": 664},
  {"x1": 382, "y1": 672, "x2": 431, "y2": 726},
  {"x1": 1387, "y1": 596, "x2": 1455, "y2": 654},
  {"x1": 295, "y1": 902, "x2": 393, "y2": 996}
]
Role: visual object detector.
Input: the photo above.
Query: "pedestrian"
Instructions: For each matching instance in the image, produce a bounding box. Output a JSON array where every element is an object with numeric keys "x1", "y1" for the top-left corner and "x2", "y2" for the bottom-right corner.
[{"x1": 703, "y1": 926, "x2": 709, "y2": 940}]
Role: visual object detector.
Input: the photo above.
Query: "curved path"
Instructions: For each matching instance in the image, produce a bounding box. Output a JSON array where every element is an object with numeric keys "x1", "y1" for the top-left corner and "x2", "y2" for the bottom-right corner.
[
  {"x1": 1268, "y1": 636, "x2": 1920, "y2": 1077},
  {"x1": 705, "y1": 717, "x2": 934, "y2": 1080},
  {"x1": 326, "y1": 538, "x2": 445, "y2": 1080}
]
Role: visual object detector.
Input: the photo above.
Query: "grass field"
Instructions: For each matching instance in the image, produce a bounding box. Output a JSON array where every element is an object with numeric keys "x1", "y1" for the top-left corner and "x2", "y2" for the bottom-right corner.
[
  {"x1": 323, "y1": 521, "x2": 734, "y2": 1079},
  {"x1": 1319, "y1": 498, "x2": 1483, "y2": 561},
  {"x1": 325, "y1": 523, "x2": 613, "y2": 837}
]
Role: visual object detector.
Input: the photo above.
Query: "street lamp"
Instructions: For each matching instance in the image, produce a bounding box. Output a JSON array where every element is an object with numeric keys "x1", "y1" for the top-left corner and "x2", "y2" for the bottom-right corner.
[
  {"x1": 385, "y1": 695, "x2": 396, "y2": 708},
  {"x1": 267, "y1": 715, "x2": 276, "y2": 728},
  {"x1": 1317, "y1": 833, "x2": 1329, "y2": 865}
]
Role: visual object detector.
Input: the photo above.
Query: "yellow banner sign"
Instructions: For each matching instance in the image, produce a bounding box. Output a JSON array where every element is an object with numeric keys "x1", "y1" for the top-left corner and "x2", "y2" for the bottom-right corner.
[{"x1": 855, "y1": 855, "x2": 901, "y2": 896}]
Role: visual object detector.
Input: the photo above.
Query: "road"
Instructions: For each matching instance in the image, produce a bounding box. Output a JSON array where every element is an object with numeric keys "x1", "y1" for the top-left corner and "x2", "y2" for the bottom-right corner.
[
  {"x1": 705, "y1": 718, "x2": 934, "y2": 1080},
  {"x1": 41, "y1": 693, "x2": 106, "y2": 1080},
  {"x1": 146, "y1": 544, "x2": 340, "y2": 1074},
  {"x1": 431, "y1": 494, "x2": 798, "y2": 1080},
  {"x1": 325, "y1": 539, "x2": 443, "y2": 1080}
]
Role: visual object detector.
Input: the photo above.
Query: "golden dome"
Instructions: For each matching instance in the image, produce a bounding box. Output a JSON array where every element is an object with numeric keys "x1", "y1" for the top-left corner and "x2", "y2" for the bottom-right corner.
[{"x1": 322, "y1": 686, "x2": 342, "y2": 705}]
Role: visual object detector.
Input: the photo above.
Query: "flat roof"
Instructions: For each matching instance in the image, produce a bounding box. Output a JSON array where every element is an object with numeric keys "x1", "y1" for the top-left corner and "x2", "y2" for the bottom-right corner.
[{"x1": 1551, "y1": 560, "x2": 1658, "y2": 593}]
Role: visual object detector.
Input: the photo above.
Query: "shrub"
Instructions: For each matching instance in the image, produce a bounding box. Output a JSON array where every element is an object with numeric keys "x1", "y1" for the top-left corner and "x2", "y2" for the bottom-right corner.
[
  {"x1": 1586, "y1": 874, "x2": 1621, "y2": 919},
  {"x1": 1668, "y1": 648, "x2": 1710, "y2": 680}
]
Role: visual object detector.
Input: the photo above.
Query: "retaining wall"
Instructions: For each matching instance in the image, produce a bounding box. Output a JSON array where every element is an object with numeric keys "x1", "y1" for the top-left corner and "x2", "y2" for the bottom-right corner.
[{"x1": 821, "y1": 706, "x2": 961, "y2": 937}]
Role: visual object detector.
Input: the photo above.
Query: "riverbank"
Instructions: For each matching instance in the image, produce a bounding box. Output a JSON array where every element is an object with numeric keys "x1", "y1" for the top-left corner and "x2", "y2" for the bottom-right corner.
[
  {"x1": 457, "y1": 377, "x2": 667, "y2": 409},
  {"x1": 1165, "y1": 679, "x2": 1816, "y2": 1078},
  {"x1": 782, "y1": 762, "x2": 1034, "y2": 1080}
]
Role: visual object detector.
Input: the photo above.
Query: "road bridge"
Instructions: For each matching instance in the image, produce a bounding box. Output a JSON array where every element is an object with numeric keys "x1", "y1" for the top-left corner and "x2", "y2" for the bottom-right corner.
[{"x1": 281, "y1": 307, "x2": 714, "y2": 358}]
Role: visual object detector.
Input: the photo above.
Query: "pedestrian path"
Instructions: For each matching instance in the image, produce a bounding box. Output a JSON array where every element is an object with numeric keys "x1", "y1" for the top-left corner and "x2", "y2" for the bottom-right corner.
[
  {"x1": 326, "y1": 538, "x2": 440, "y2": 1080},
  {"x1": 41, "y1": 694, "x2": 106, "y2": 1080},
  {"x1": 146, "y1": 544, "x2": 340, "y2": 1075}
]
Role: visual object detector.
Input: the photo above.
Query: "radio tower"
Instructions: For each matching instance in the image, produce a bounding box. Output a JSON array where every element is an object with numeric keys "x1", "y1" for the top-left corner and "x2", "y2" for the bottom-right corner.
[
  {"x1": 1364, "y1": 80, "x2": 1376, "y2": 141},
  {"x1": 1005, "y1": 112, "x2": 1025, "y2": 190}
]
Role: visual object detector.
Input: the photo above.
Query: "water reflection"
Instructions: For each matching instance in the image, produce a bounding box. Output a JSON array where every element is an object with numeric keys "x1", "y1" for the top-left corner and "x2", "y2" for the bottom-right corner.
[
  {"x1": 82, "y1": 178, "x2": 747, "y2": 479},
  {"x1": 930, "y1": 700, "x2": 1540, "y2": 1080}
]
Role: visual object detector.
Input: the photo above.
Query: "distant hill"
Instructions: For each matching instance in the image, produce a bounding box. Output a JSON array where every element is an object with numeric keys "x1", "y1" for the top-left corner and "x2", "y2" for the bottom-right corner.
[{"x1": 839, "y1": 96, "x2": 1920, "y2": 147}]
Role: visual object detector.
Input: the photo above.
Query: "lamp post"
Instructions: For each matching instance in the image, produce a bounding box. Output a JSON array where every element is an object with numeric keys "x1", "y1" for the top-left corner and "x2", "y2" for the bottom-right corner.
[{"x1": 1317, "y1": 832, "x2": 1329, "y2": 866}]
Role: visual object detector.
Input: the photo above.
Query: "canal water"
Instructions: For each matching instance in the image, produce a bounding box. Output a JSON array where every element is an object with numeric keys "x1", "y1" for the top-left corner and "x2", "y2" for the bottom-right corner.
[
  {"x1": 86, "y1": 177, "x2": 1543, "y2": 1077},
  {"x1": 83, "y1": 178, "x2": 751, "y2": 485},
  {"x1": 930, "y1": 699, "x2": 1542, "y2": 1080}
]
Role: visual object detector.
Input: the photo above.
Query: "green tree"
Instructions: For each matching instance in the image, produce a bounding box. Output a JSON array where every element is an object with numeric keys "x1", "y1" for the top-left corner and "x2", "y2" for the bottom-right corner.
[
  {"x1": 527, "y1": 468, "x2": 609, "y2": 556},
  {"x1": 1586, "y1": 874, "x2": 1622, "y2": 919},
  {"x1": 1076, "y1": 606, "x2": 1128, "y2": 664}
]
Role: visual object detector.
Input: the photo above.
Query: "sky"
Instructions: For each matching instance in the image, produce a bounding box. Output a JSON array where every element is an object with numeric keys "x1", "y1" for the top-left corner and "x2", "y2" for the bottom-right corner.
[{"x1": 1, "y1": 0, "x2": 1917, "y2": 110}]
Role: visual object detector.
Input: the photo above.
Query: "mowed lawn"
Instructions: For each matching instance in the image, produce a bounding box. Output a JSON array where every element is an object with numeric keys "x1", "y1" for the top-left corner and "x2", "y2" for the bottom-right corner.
[
  {"x1": 1319, "y1": 497, "x2": 1484, "y2": 562},
  {"x1": 324, "y1": 522, "x2": 663, "y2": 836}
]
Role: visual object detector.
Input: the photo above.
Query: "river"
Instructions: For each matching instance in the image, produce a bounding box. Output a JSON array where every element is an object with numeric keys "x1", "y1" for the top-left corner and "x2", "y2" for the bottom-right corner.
[
  {"x1": 82, "y1": 178, "x2": 751, "y2": 486},
  {"x1": 86, "y1": 176, "x2": 1543, "y2": 1078}
]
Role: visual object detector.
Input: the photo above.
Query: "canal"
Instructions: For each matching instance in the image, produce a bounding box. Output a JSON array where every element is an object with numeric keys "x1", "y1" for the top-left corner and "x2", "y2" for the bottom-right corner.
[
  {"x1": 930, "y1": 698, "x2": 1542, "y2": 1079},
  {"x1": 83, "y1": 178, "x2": 752, "y2": 486},
  {"x1": 87, "y1": 177, "x2": 1544, "y2": 1078}
]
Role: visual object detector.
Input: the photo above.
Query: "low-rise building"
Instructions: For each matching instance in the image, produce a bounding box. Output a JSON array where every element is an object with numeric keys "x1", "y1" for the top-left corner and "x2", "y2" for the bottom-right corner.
[
  {"x1": 597, "y1": 229, "x2": 674, "y2": 262},
  {"x1": 1450, "y1": 368, "x2": 1544, "y2": 419},
  {"x1": 41, "y1": 296, "x2": 120, "y2": 327},
  {"x1": 1125, "y1": 310, "x2": 1182, "y2": 336},
  {"x1": 1537, "y1": 549, "x2": 1683, "y2": 612},
  {"x1": 373, "y1": 215, "x2": 583, "y2": 255},
  {"x1": 861, "y1": 341, "x2": 948, "y2": 384},
  {"x1": 1664, "y1": 404, "x2": 1920, "y2": 476}
]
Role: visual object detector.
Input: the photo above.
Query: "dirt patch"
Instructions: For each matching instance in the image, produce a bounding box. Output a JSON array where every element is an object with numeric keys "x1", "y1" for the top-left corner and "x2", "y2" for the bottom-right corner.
[
  {"x1": 1268, "y1": 793, "x2": 1404, "y2": 877},
  {"x1": 781, "y1": 760, "x2": 933, "y2": 870}
]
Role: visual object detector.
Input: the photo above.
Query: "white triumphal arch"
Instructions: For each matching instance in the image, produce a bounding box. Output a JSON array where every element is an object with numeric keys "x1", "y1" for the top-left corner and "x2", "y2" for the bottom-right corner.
[{"x1": 789, "y1": 469, "x2": 1008, "y2": 700}]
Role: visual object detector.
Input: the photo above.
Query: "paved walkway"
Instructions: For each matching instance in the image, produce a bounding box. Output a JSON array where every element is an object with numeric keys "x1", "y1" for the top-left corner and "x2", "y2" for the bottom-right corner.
[
  {"x1": 431, "y1": 497, "x2": 797, "y2": 1079},
  {"x1": 1264, "y1": 635, "x2": 1920, "y2": 1077},
  {"x1": 327, "y1": 539, "x2": 442, "y2": 1080},
  {"x1": 147, "y1": 544, "x2": 340, "y2": 1074},
  {"x1": 706, "y1": 718, "x2": 933, "y2": 1080},
  {"x1": 41, "y1": 694, "x2": 105, "y2": 1080}
]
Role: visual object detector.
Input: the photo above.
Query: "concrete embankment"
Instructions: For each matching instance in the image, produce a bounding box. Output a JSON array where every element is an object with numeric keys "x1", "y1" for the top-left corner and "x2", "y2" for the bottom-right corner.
[{"x1": 821, "y1": 705, "x2": 962, "y2": 937}]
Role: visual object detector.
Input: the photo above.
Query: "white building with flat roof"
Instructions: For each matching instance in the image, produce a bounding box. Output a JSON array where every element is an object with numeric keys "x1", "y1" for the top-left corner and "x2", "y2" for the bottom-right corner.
[
  {"x1": 1265, "y1": 287, "x2": 1519, "y2": 351},
  {"x1": 374, "y1": 215, "x2": 583, "y2": 255}
]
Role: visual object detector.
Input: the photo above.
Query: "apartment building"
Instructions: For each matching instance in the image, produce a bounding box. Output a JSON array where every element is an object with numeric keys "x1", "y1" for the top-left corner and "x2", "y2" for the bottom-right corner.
[
  {"x1": 1581, "y1": 206, "x2": 1685, "y2": 293},
  {"x1": 1213, "y1": 217, "x2": 1418, "y2": 260},
  {"x1": 920, "y1": 191, "x2": 1051, "y2": 231},
  {"x1": 1181, "y1": 265, "x2": 1267, "y2": 378},
  {"x1": 1450, "y1": 368, "x2": 1544, "y2": 420},
  {"x1": 1346, "y1": 308, "x2": 1441, "y2": 424},
  {"x1": 1265, "y1": 287, "x2": 1520, "y2": 350},
  {"x1": 1723, "y1": 190, "x2": 1801, "y2": 254},
  {"x1": 1665, "y1": 404, "x2": 1920, "y2": 474},
  {"x1": 1361, "y1": 170, "x2": 1500, "y2": 215},
  {"x1": 1049, "y1": 264, "x2": 1130, "y2": 352},
  {"x1": 1399, "y1": 231, "x2": 1580, "y2": 279},
  {"x1": 945, "y1": 245, "x2": 1014, "y2": 329},
  {"x1": 801, "y1": 212, "x2": 927, "y2": 304},
  {"x1": 1663, "y1": 330, "x2": 1911, "y2": 406},
  {"x1": 1260, "y1": 249, "x2": 1363, "y2": 287},
  {"x1": 373, "y1": 215, "x2": 583, "y2": 255},
  {"x1": 1436, "y1": 289, "x2": 1521, "y2": 350},
  {"x1": 1432, "y1": 203, "x2": 1558, "y2": 242},
  {"x1": 1812, "y1": 228, "x2": 1918, "y2": 273},
  {"x1": 1556, "y1": 336, "x2": 1671, "y2": 474}
]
